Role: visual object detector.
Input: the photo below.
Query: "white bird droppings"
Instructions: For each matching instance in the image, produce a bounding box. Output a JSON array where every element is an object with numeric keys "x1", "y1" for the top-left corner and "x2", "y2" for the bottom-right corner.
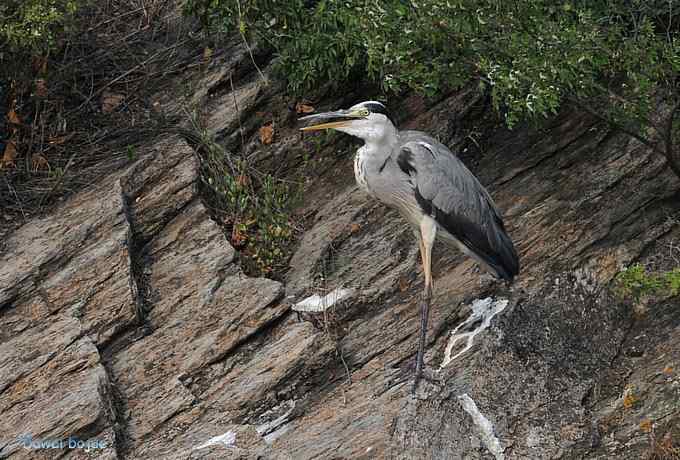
[
  {"x1": 441, "y1": 297, "x2": 508, "y2": 368},
  {"x1": 256, "y1": 401, "x2": 296, "y2": 444},
  {"x1": 458, "y1": 394, "x2": 504, "y2": 460},
  {"x1": 194, "y1": 431, "x2": 236, "y2": 450},
  {"x1": 263, "y1": 424, "x2": 291, "y2": 445},
  {"x1": 292, "y1": 288, "x2": 355, "y2": 313}
]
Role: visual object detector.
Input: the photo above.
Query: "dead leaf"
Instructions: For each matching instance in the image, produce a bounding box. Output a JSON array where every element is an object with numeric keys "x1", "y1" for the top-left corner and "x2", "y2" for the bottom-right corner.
[
  {"x1": 623, "y1": 386, "x2": 637, "y2": 409},
  {"x1": 660, "y1": 432, "x2": 674, "y2": 450},
  {"x1": 623, "y1": 394, "x2": 637, "y2": 409},
  {"x1": 231, "y1": 225, "x2": 248, "y2": 248},
  {"x1": 259, "y1": 124, "x2": 274, "y2": 145},
  {"x1": 236, "y1": 174, "x2": 250, "y2": 187},
  {"x1": 295, "y1": 102, "x2": 315, "y2": 114},
  {"x1": 7, "y1": 108, "x2": 21, "y2": 126},
  {"x1": 32, "y1": 153, "x2": 50, "y2": 172},
  {"x1": 101, "y1": 91, "x2": 125, "y2": 113},
  {"x1": 35, "y1": 79, "x2": 48, "y2": 98},
  {"x1": 202, "y1": 47, "x2": 213, "y2": 64},
  {"x1": 1, "y1": 140, "x2": 18, "y2": 169},
  {"x1": 349, "y1": 223, "x2": 361, "y2": 234},
  {"x1": 639, "y1": 418, "x2": 652, "y2": 433},
  {"x1": 398, "y1": 276, "x2": 410, "y2": 292}
]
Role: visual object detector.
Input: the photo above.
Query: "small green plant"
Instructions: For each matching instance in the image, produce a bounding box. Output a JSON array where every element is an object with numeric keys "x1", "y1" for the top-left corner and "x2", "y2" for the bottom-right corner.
[
  {"x1": 615, "y1": 263, "x2": 680, "y2": 302},
  {"x1": 189, "y1": 118, "x2": 298, "y2": 276},
  {"x1": 249, "y1": 174, "x2": 295, "y2": 272},
  {"x1": 48, "y1": 166, "x2": 64, "y2": 180},
  {"x1": 216, "y1": 164, "x2": 297, "y2": 275},
  {"x1": 126, "y1": 145, "x2": 136, "y2": 161}
]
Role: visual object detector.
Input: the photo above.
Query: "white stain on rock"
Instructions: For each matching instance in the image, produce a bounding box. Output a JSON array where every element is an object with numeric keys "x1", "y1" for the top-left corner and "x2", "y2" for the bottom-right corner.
[
  {"x1": 256, "y1": 401, "x2": 296, "y2": 445},
  {"x1": 441, "y1": 297, "x2": 508, "y2": 368},
  {"x1": 194, "y1": 431, "x2": 236, "y2": 450},
  {"x1": 263, "y1": 424, "x2": 291, "y2": 445},
  {"x1": 292, "y1": 288, "x2": 355, "y2": 313},
  {"x1": 458, "y1": 394, "x2": 504, "y2": 460}
]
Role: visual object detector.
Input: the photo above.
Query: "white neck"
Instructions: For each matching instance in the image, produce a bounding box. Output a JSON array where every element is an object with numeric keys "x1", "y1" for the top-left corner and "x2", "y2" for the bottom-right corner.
[{"x1": 363, "y1": 123, "x2": 398, "y2": 162}]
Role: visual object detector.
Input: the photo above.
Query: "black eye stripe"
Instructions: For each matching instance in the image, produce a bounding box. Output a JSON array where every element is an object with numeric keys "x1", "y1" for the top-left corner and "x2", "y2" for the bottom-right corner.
[
  {"x1": 363, "y1": 102, "x2": 387, "y2": 115},
  {"x1": 360, "y1": 102, "x2": 394, "y2": 125}
]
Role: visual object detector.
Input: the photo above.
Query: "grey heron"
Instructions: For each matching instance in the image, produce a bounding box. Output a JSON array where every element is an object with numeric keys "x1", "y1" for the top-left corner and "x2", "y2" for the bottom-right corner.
[{"x1": 299, "y1": 101, "x2": 519, "y2": 393}]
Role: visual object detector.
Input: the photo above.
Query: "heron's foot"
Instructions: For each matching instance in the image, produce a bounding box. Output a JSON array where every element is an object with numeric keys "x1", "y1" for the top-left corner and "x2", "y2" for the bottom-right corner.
[
  {"x1": 410, "y1": 365, "x2": 442, "y2": 398},
  {"x1": 411, "y1": 365, "x2": 440, "y2": 384},
  {"x1": 421, "y1": 366, "x2": 441, "y2": 384}
]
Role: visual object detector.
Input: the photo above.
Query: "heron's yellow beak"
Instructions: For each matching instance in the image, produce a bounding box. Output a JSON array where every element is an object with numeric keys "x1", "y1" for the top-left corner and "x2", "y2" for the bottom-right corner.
[
  {"x1": 300, "y1": 120, "x2": 353, "y2": 131},
  {"x1": 298, "y1": 108, "x2": 366, "y2": 131}
]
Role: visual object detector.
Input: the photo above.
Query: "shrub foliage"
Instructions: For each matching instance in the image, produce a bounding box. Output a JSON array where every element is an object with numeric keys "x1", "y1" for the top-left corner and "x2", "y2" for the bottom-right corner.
[
  {"x1": 185, "y1": 0, "x2": 680, "y2": 176},
  {"x1": 0, "y1": 0, "x2": 78, "y2": 52}
]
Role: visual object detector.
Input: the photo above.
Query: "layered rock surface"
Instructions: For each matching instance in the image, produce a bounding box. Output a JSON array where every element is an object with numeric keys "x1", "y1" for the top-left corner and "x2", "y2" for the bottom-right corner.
[{"x1": 1, "y1": 42, "x2": 679, "y2": 460}]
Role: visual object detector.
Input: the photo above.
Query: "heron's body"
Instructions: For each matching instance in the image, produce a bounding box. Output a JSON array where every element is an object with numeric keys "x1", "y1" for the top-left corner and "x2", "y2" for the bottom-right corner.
[
  {"x1": 300, "y1": 101, "x2": 519, "y2": 393},
  {"x1": 354, "y1": 129, "x2": 518, "y2": 281}
]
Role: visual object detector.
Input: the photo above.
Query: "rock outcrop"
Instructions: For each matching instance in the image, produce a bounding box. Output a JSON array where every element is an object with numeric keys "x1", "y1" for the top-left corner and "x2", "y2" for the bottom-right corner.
[{"x1": 1, "y1": 35, "x2": 679, "y2": 460}]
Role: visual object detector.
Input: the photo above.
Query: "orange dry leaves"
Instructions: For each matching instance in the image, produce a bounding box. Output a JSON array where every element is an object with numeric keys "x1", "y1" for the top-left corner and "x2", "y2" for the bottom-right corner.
[
  {"x1": 295, "y1": 102, "x2": 315, "y2": 114},
  {"x1": 1, "y1": 140, "x2": 18, "y2": 169},
  {"x1": 259, "y1": 124, "x2": 274, "y2": 145}
]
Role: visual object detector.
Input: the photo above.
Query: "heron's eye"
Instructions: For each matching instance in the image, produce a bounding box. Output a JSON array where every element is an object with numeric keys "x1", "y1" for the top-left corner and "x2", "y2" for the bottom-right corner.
[{"x1": 358, "y1": 108, "x2": 370, "y2": 117}]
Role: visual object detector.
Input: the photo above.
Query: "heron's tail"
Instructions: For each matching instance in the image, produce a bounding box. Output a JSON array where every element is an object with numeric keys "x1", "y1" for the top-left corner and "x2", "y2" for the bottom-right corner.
[
  {"x1": 491, "y1": 231, "x2": 519, "y2": 282},
  {"x1": 488, "y1": 218, "x2": 519, "y2": 282}
]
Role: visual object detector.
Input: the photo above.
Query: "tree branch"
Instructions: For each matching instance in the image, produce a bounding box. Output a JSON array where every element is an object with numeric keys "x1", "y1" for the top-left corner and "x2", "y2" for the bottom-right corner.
[
  {"x1": 566, "y1": 96, "x2": 665, "y2": 155},
  {"x1": 568, "y1": 96, "x2": 680, "y2": 181},
  {"x1": 590, "y1": 81, "x2": 663, "y2": 138}
]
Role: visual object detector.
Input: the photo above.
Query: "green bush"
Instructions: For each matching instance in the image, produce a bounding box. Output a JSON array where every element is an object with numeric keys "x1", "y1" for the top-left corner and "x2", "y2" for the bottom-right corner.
[
  {"x1": 185, "y1": 0, "x2": 680, "y2": 177},
  {"x1": 185, "y1": 1, "x2": 678, "y2": 109},
  {"x1": 0, "y1": 0, "x2": 78, "y2": 52},
  {"x1": 183, "y1": 0, "x2": 366, "y2": 94}
]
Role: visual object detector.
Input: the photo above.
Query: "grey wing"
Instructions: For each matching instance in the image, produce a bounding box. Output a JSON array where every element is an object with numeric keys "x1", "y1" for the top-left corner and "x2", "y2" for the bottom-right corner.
[{"x1": 396, "y1": 139, "x2": 519, "y2": 281}]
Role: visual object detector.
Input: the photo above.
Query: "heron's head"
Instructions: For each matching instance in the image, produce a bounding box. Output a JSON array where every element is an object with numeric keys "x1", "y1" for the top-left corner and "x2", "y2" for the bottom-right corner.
[{"x1": 299, "y1": 101, "x2": 395, "y2": 143}]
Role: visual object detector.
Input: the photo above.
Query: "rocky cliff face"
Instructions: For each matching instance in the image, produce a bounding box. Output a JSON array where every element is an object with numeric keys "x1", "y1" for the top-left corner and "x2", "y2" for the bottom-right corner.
[{"x1": 1, "y1": 35, "x2": 679, "y2": 460}]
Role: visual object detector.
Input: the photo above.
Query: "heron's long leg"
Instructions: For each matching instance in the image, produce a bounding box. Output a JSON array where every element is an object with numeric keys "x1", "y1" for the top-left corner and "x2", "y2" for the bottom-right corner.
[{"x1": 413, "y1": 217, "x2": 436, "y2": 394}]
